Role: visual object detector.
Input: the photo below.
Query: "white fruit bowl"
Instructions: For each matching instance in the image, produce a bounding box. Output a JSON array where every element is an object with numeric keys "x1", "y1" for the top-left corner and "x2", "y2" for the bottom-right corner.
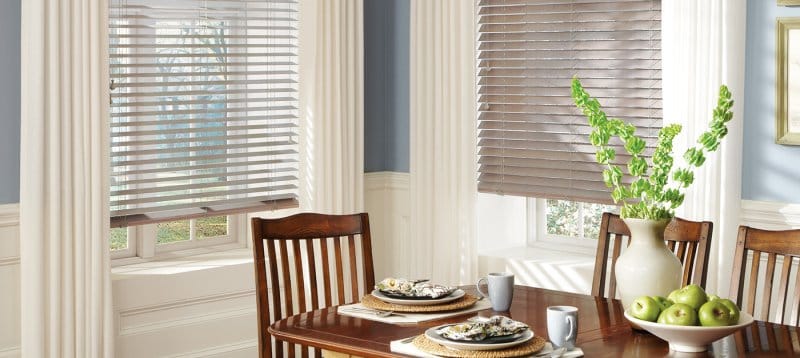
[{"x1": 624, "y1": 310, "x2": 754, "y2": 352}]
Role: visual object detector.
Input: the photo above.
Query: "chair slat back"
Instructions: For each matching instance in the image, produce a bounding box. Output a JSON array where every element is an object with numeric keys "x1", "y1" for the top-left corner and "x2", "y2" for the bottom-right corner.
[
  {"x1": 252, "y1": 213, "x2": 375, "y2": 358},
  {"x1": 730, "y1": 226, "x2": 800, "y2": 325},
  {"x1": 592, "y1": 213, "x2": 713, "y2": 299}
]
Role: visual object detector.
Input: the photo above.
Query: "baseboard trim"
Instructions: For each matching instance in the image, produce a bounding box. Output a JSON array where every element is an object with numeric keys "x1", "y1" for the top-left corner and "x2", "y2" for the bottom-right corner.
[
  {"x1": 0, "y1": 203, "x2": 19, "y2": 228},
  {"x1": 741, "y1": 200, "x2": 800, "y2": 228}
]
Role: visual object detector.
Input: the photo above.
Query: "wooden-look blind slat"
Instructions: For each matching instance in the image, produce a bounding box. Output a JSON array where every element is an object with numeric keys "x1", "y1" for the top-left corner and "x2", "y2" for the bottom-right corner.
[{"x1": 476, "y1": 0, "x2": 662, "y2": 203}]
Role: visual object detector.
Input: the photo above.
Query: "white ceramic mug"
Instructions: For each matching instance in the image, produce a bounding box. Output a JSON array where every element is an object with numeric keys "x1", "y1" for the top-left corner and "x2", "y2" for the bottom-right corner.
[
  {"x1": 476, "y1": 272, "x2": 514, "y2": 311},
  {"x1": 547, "y1": 306, "x2": 578, "y2": 349}
]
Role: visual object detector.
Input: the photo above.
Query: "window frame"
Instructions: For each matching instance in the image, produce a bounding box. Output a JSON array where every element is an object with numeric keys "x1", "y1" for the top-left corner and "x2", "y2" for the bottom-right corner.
[{"x1": 527, "y1": 198, "x2": 617, "y2": 255}]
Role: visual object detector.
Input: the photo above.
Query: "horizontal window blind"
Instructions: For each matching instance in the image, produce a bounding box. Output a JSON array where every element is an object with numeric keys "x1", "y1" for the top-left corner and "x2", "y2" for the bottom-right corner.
[
  {"x1": 476, "y1": 0, "x2": 662, "y2": 205},
  {"x1": 109, "y1": 0, "x2": 299, "y2": 227}
]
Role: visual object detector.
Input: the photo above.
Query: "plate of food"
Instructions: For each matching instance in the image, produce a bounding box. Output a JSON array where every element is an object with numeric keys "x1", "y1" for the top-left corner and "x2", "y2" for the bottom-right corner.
[
  {"x1": 371, "y1": 289, "x2": 465, "y2": 306},
  {"x1": 424, "y1": 316, "x2": 533, "y2": 351},
  {"x1": 372, "y1": 278, "x2": 463, "y2": 305}
]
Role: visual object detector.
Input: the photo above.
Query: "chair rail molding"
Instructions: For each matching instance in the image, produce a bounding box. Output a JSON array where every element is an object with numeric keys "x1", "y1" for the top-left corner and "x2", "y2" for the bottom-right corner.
[
  {"x1": 0, "y1": 203, "x2": 18, "y2": 228},
  {"x1": 741, "y1": 200, "x2": 800, "y2": 229}
]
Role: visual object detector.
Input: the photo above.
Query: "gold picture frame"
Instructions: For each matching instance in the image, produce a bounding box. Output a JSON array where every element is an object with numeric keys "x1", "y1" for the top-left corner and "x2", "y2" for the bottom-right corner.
[
  {"x1": 779, "y1": 0, "x2": 800, "y2": 6},
  {"x1": 776, "y1": 18, "x2": 800, "y2": 145}
]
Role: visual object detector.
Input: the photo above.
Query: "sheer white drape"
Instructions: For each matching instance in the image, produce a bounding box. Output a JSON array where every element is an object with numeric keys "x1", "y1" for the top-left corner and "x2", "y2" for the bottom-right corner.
[
  {"x1": 662, "y1": 0, "x2": 747, "y2": 295},
  {"x1": 300, "y1": 0, "x2": 365, "y2": 214},
  {"x1": 409, "y1": 0, "x2": 477, "y2": 285},
  {"x1": 19, "y1": 0, "x2": 114, "y2": 357}
]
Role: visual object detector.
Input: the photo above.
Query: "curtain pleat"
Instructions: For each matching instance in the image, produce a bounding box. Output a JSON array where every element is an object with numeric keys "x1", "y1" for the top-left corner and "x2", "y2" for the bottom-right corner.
[
  {"x1": 309, "y1": 0, "x2": 364, "y2": 214},
  {"x1": 20, "y1": 0, "x2": 114, "y2": 357},
  {"x1": 662, "y1": 0, "x2": 746, "y2": 295},
  {"x1": 409, "y1": 0, "x2": 477, "y2": 285}
]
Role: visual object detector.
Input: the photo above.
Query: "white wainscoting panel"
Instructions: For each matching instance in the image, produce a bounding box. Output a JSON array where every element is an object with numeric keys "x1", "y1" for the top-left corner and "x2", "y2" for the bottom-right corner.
[
  {"x1": 0, "y1": 203, "x2": 20, "y2": 358},
  {"x1": 113, "y1": 249, "x2": 258, "y2": 357},
  {"x1": 364, "y1": 172, "x2": 410, "y2": 280}
]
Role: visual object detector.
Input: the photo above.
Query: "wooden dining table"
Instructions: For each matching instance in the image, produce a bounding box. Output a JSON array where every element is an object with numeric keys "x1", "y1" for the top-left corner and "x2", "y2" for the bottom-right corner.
[{"x1": 269, "y1": 285, "x2": 800, "y2": 357}]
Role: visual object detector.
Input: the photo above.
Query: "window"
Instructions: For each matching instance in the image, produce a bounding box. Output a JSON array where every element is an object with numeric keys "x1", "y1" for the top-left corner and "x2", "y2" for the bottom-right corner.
[
  {"x1": 476, "y1": 0, "x2": 662, "y2": 245},
  {"x1": 109, "y1": 0, "x2": 299, "y2": 258},
  {"x1": 529, "y1": 198, "x2": 617, "y2": 244},
  {"x1": 476, "y1": 0, "x2": 662, "y2": 204}
]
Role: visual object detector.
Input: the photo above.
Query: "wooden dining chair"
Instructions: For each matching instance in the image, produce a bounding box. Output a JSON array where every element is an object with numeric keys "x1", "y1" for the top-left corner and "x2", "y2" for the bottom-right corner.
[
  {"x1": 251, "y1": 212, "x2": 376, "y2": 358},
  {"x1": 592, "y1": 212, "x2": 713, "y2": 299},
  {"x1": 729, "y1": 225, "x2": 800, "y2": 326}
]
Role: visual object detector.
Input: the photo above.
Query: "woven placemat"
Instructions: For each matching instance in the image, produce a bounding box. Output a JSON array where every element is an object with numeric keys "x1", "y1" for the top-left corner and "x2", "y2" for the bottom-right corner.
[
  {"x1": 412, "y1": 334, "x2": 546, "y2": 357},
  {"x1": 361, "y1": 293, "x2": 480, "y2": 312}
]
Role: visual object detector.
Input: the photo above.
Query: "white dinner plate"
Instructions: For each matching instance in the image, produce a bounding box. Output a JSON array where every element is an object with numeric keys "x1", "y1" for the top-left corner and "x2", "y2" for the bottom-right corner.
[
  {"x1": 370, "y1": 289, "x2": 465, "y2": 306},
  {"x1": 424, "y1": 324, "x2": 534, "y2": 351}
]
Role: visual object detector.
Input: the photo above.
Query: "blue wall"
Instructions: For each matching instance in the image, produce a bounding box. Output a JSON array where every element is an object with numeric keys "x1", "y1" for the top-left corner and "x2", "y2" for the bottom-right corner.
[
  {"x1": 742, "y1": 1, "x2": 800, "y2": 203},
  {"x1": 364, "y1": 0, "x2": 410, "y2": 173},
  {"x1": 0, "y1": 0, "x2": 20, "y2": 204}
]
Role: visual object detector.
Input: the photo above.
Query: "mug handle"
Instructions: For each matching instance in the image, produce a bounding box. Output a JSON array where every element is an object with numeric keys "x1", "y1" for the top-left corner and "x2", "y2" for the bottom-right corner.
[
  {"x1": 476, "y1": 277, "x2": 488, "y2": 298},
  {"x1": 564, "y1": 315, "x2": 575, "y2": 343}
]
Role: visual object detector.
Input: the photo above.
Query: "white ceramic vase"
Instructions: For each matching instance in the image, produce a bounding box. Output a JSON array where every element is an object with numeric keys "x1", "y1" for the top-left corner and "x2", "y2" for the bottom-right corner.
[{"x1": 615, "y1": 218, "x2": 682, "y2": 310}]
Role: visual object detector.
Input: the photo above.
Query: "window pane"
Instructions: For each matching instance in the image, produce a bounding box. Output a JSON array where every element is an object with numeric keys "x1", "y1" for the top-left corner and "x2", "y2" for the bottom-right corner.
[
  {"x1": 110, "y1": 227, "x2": 128, "y2": 250},
  {"x1": 546, "y1": 199, "x2": 579, "y2": 237},
  {"x1": 157, "y1": 220, "x2": 190, "y2": 244},
  {"x1": 196, "y1": 216, "x2": 228, "y2": 239},
  {"x1": 582, "y1": 203, "x2": 617, "y2": 240}
]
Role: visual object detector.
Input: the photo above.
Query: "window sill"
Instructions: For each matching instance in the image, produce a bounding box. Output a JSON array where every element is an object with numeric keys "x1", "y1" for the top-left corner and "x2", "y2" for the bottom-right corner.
[
  {"x1": 112, "y1": 247, "x2": 253, "y2": 279},
  {"x1": 478, "y1": 244, "x2": 596, "y2": 295}
]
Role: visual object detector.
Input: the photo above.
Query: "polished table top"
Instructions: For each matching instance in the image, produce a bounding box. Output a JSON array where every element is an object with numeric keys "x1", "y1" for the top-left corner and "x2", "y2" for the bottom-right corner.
[{"x1": 269, "y1": 286, "x2": 800, "y2": 357}]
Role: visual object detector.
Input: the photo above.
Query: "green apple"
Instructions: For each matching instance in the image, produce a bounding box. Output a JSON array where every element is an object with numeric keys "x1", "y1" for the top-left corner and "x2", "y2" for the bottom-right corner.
[
  {"x1": 651, "y1": 296, "x2": 673, "y2": 311},
  {"x1": 667, "y1": 288, "x2": 680, "y2": 303},
  {"x1": 718, "y1": 298, "x2": 741, "y2": 325},
  {"x1": 657, "y1": 303, "x2": 698, "y2": 326},
  {"x1": 707, "y1": 294, "x2": 720, "y2": 302},
  {"x1": 630, "y1": 296, "x2": 661, "y2": 322},
  {"x1": 698, "y1": 300, "x2": 731, "y2": 326},
  {"x1": 670, "y1": 284, "x2": 708, "y2": 310}
]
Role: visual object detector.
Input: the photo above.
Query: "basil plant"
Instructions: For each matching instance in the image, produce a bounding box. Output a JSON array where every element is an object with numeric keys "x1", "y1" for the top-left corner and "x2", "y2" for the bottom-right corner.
[{"x1": 571, "y1": 77, "x2": 734, "y2": 220}]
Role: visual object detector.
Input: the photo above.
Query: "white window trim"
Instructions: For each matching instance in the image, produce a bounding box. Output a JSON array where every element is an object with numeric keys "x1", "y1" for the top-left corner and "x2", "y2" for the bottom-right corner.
[
  {"x1": 526, "y1": 198, "x2": 599, "y2": 257},
  {"x1": 111, "y1": 214, "x2": 249, "y2": 267}
]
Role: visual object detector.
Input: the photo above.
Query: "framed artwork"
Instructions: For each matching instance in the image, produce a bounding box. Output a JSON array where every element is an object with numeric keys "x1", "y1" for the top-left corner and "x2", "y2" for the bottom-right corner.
[
  {"x1": 779, "y1": 0, "x2": 800, "y2": 5},
  {"x1": 776, "y1": 18, "x2": 800, "y2": 145}
]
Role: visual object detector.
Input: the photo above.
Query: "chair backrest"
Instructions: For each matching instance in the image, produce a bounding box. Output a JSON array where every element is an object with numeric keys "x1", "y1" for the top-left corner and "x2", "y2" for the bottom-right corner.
[
  {"x1": 251, "y1": 212, "x2": 375, "y2": 358},
  {"x1": 730, "y1": 225, "x2": 800, "y2": 325},
  {"x1": 592, "y1": 212, "x2": 713, "y2": 299}
]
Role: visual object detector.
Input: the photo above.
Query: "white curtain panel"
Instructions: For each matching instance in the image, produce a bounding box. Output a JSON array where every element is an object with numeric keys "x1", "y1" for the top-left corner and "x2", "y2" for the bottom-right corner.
[
  {"x1": 19, "y1": 0, "x2": 114, "y2": 357},
  {"x1": 662, "y1": 0, "x2": 747, "y2": 295},
  {"x1": 409, "y1": 0, "x2": 477, "y2": 285},
  {"x1": 300, "y1": 0, "x2": 365, "y2": 214}
]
